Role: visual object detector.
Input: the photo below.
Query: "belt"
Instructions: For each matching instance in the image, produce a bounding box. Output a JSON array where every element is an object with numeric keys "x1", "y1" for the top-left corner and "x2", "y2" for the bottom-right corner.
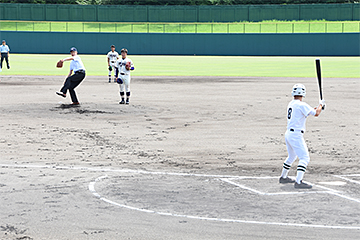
[
  {"x1": 75, "y1": 70, "x2": 85, "y2": 74},
  {"x1": 290, "y1": 129, "x2": 304, "y2": 133},
  {"x1": 111, "y1": 61, "x2": 115, "y2": 63},
  {"x1": 120, "y1": 73, "x2": 126, "y2": 75}
]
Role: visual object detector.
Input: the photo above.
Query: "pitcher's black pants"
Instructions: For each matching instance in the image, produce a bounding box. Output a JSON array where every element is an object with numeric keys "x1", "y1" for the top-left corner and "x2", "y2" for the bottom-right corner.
[{"x1": 60, "y1": 71, "x2": 85, "y2": 103}]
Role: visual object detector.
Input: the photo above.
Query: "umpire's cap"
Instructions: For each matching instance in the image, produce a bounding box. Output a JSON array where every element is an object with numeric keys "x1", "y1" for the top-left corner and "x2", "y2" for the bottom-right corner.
[{"x1": 121, "y1": 48, "x2": 128, "y2": 53}]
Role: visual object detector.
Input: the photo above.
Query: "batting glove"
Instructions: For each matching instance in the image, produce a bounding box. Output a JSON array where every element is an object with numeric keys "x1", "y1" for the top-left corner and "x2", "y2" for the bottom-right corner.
[{"x1": 319, "y1": 99, "x2": 326, "y2": 108}]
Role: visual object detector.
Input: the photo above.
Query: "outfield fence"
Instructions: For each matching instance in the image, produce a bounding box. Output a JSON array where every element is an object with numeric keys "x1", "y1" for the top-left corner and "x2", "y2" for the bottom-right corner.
[
  {"x1": 0, "y1": 3, "x2": 359, "y2": 22},
  {"x1": 1, "y1": 21, "x2": 359, "y2": 33}
]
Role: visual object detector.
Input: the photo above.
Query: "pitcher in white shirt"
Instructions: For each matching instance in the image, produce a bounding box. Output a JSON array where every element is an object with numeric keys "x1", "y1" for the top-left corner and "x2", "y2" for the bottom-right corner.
[{"x1": 56, "y1": 47, "x2": 86, "y2": 105}]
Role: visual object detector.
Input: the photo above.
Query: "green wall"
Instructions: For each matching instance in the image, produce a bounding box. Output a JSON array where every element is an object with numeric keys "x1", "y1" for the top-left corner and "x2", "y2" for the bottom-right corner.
[
  {"x1": 0, "y1": 3, "x2": 359, "y2": 22},
  {"x1": 0, "y1": 31, "x2": 358, "y2": 56}
]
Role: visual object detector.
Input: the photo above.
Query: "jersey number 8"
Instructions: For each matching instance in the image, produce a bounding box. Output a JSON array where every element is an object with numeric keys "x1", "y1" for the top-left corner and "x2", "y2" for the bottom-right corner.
[{"x1": 287, "y1": 108, "x2": 292, "y2": 119}]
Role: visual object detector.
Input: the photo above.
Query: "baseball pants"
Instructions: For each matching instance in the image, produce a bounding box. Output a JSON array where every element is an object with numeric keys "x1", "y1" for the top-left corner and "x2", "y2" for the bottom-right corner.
[
  {"x1": 284, "y1": 130, "x2": 310, "y2": 168},
  {"x1": 60, "y1": 71, "x2": 85, "y2": 103},
  {"x1": 118, "y1": 74, "x2": 131, "y2": 93},
  {"x1": 1, "y1": 53, "x2": 10, "y2": 69}
]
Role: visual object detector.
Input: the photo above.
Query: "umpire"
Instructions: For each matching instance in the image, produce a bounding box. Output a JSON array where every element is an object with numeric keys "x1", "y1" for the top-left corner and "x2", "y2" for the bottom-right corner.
[{"x1": 0, "y1": 40, "x2": 10, "y2": 69}]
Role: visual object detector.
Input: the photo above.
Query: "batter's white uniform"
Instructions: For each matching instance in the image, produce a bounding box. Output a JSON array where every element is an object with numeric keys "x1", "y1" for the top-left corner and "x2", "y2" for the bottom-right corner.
[
  {"x1": 116, "y1": 57, "x2": 134, "y2": 93},
  {"x1": 107, "y1": 50, "x2": 119, "y2": 76},
  {"x1": 284, "y1": 99, "x2": 316, "y2": 171}
]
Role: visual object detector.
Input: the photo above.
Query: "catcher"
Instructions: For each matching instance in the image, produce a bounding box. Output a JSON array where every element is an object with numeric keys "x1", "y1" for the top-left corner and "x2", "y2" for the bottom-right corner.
[
  {"x1": 116, "y1": 48, "x2": 134, "y2": 104},
  {"x1": 107, "y1": 45, "x2": 119, "y2": 83},
  {"x1": 56, "y1": 47, "x2": 86, "y2": 105}
]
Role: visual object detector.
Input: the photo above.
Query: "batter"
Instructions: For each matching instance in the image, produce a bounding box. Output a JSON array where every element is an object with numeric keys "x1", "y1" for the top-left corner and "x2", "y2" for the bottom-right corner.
[{"x1": 279, "y1": 84, "x2": 325, "y2": 189}]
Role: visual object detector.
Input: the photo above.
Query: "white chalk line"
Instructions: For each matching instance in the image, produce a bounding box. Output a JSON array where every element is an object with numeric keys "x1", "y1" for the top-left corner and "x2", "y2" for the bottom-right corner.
[
  {"x1": 221, "y1": 178, "x2": 332, "y2": 196},
  {"x1": 222, "y1": 178, "x2": 360, "y2": 203},
  {"x1": 89, "y1": 175, "x2": 360, "y2": 230},
  {"x1": 335, "y1": 175, "x2": 360, "y2": 185}
]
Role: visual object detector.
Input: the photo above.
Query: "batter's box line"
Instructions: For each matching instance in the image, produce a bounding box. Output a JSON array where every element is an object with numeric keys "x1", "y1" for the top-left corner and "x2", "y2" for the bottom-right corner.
[
  {"x1": 220, "y1": 178, "x2": 331, "y2": 196},
  {"x1": 221, "y1": 178, "x2": 360, "y2": 204},
  {"x1": 334, "y1": 174, "x2": 360, "y2": 185}
]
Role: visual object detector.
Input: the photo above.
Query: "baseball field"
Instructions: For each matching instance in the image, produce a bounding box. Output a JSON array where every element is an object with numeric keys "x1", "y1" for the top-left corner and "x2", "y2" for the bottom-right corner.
[{"x1": 0, "y1": 55, "x2": 360, "y2": 239}]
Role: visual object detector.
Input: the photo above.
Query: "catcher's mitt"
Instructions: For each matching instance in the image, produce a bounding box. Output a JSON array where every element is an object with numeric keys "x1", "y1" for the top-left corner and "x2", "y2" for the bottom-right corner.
[
  {"x1": 108, "y1": 65, "x2": 112, "y2": 71},
  {"x1": 125, "y1": 62, "x2": 131, "y2": 70},
  {"x1": 56, "y1": 60, "x2": 63, "y2": 68},
  {"x1": 116, "y1": 77, "x2": 123, "y2": 84}
]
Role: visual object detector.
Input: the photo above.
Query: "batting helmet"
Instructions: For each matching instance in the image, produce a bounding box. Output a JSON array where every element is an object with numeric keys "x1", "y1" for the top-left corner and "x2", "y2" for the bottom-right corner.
[{"x1": 291, "y1": 84, "x2": 306, "y2": 97}]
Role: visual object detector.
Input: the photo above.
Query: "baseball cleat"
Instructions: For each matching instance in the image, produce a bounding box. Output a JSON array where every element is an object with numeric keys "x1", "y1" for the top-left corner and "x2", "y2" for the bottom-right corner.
[
  {"x1": 119, "y1": 100, "x2": 125, "y2": 104},
  {"x1": 279, "y1": 177, "x2": 295, "y2": 184},
  {"x1": 71, "y1": 102, "x2": 80, "y2": 105},
  {"x1": 126, "y1": 99, "x2": 129, "y2": 104},
  {"x1": 294, "y1": 181, "x2": 312, "y2": 189},
  {"x1": 56, "y1": 92, "x2": 66, "y2": 98}
]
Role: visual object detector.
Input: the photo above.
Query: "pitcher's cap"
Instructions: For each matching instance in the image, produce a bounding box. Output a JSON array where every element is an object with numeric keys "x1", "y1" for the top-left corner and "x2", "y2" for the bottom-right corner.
[{"x1": 70, "y1": 47, "x2": 77, "y2": 52}]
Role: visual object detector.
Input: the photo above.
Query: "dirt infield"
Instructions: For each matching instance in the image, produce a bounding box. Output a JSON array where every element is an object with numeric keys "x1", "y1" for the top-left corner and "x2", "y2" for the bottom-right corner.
[{"x1": 0, "y1": 75, "x2": 359, "y2": 239}]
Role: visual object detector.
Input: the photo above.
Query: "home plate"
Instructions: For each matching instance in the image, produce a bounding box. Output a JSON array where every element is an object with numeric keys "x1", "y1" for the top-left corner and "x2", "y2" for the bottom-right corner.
[{"x1": 317, "y1": 181, "x2": 347, "y2": 186}]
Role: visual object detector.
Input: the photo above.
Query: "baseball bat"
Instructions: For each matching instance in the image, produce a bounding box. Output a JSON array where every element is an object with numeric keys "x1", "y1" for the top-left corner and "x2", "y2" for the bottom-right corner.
[{"x1": 315, "y1": 59, "x2": 325, "y2": 110}]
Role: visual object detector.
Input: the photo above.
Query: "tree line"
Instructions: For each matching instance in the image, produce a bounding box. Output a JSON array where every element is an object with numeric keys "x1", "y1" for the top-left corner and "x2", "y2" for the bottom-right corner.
[{"x1": 0, "y1": 0, "x2": 355, "y2": 5}]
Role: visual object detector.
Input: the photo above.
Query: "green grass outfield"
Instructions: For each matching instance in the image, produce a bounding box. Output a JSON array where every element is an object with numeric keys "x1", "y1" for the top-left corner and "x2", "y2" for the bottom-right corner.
[{"x1": 1, "y1": 54, "x2": 359, "y2": 78}]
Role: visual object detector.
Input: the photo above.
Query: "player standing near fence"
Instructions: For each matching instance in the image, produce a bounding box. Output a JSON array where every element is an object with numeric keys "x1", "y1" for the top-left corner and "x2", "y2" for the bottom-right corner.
[
  {"x1": 279, "y1": 84, "x2": 325, "y2": 189},
  {"x1": 56, "y1": 47, "x2": 86, "y2": 105},
  {"x1": 0, "y1": 40, "x2": 10, "y2": 70},
  {"x1": 116, "y1": 48, "x2": 134, "y2": 104},
  {"x1": 107, "y1": 45, "x2": 119, "y2": 83}
]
